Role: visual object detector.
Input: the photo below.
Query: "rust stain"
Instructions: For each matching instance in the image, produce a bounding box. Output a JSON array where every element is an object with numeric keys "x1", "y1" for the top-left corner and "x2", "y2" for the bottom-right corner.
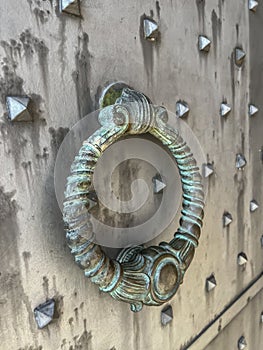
[
  {"x1": 60, "y1": 319, "x2": 92, "y2": 350},
  {"x1": 22, "y1": 251, "x2": 31, "y2": 275},
  {"x1": 211, "y1": 9, "x2": 222, "y2": 55},
  {"x1": 42, "y1": 276, "x2": 49, "y2": 297},
  {"x1": 19, "y1": 29, "x2": 49, "y2": 93},
  {"x1": 0, "y1": 187, "x2": 37, "y2": 343},
  {"x1": 139, "y1": 14, "x2": 154, "y2": 87},
  {"x1": 0, "y1": 49, "x2": 24, "y2": 105},
  {"x1": 48, "y1": 127, "x2": 69, "y2": 157},
  {"x1": 72, "y1": 33, "x2": 93, "y2": 120},
  {"x1": 18, "y1": 346, "x2": 43, "y2": 350},
  {"x1": 196, "y1": 0, "x2": 206, "y2": 31},
  {"x1": 26, "y1": 0, "x2": 52, "y2": 25}
]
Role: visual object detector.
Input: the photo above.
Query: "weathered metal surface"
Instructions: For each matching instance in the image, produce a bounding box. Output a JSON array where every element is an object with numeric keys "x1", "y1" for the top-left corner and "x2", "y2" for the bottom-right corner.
[
  {"x1": 204, "y1": 277, "x2": 263, "y2": 350},
  {"x1": 0, "y1": 0, "x2": 262, "y2": 349}
]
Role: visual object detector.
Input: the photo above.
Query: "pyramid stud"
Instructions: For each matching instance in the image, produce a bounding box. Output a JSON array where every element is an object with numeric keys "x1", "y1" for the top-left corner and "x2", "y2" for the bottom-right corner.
[
  {"x1": 223, "y1": 212, "x2": 233, "y2": 227},
  {"x1": 206, "y1": 274, "x2": 217, "y2": 292},
  {"x1": 6, "y1": 96, "x2": 32, "y2": 122},
  {"x1": 203, "y1": 163, "x2": 214, "y2": 178},
  {"x1": 34, "y1": 299, "x2": 55, "y2": 329},
  {"x1": 236, "y1": 154, "x2": 247, "y2": 169},
  {"x1": 152, "y1": 175, "x2": 166, "y2": 194},
  {"x1": 249, "y1": 104, "x2": 259, "y2": 117},
  {"x1": 176, "y1": 100, "x2": 190, "y2": 118},
  {"x1": 143, "y1": 18, "x2": 159, "y2": 41},
  {"x1": 156, "y1": 106, "x2": 169, "y2": 123},
  {"x1": 87, "y1": 191, "x2": 98, "y2": 210},
  {"x1": 238, "y1": 336, "x2": 247, "y2": 349},
  {"x1": 235, "y1": 48, "x2": 246, "y2": 66},
  {"x1": 248, "y1": 0, "x2": 259, "y2": 12},
  {"x1": 198, "y1": 35, "x2": 211, "y2": 52},
  {"x1": 220, "y1": 103, "x2": 232, "y2": 117},
  {"x1": 250, "y1": 199, "x2": 259, "y2": 212},
  {"x1": 60, "y1": 0, "x2": 81, "y2": 17},
  {"x1": 161, "y1": 305, "x2": 173, "y2": 326},
  {"x1": 237, "y1": 252, "x2": 248, "y2": 266}
]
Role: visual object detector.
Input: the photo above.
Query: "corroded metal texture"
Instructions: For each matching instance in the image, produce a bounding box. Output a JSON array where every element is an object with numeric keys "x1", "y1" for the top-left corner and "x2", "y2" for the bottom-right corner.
[{"x1": 63, "y1": 89, "x2": 204, "y2": 311}]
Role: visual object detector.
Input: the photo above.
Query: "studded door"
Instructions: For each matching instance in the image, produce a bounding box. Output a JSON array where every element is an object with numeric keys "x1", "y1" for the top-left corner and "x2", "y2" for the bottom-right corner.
[{"x1": 0, "y1": 1, "x2": 262, "y2": 350}]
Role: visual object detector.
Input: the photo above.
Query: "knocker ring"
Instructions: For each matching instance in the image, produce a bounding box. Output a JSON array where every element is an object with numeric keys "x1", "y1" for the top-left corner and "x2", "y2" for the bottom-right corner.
[{"x1": 63, "y1": 88, "x2": 204, "y2": 312}]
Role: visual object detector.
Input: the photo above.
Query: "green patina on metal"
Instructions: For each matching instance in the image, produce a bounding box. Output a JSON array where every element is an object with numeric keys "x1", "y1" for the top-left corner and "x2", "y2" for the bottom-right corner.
[
  {"x1": 63, "y1": 88, "x2": 204, "y2": 312},
  {"x1": 101, "y1": 86, "x2": 123, "y2": 108}
]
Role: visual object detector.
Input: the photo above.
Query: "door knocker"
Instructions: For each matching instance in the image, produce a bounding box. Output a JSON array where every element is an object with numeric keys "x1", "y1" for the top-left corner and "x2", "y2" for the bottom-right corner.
[{"x1": 63, "y1": 88, "x2": 204, "y2": 312}]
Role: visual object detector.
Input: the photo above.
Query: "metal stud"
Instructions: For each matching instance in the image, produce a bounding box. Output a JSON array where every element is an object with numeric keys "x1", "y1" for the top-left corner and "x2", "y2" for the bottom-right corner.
[
  {"x1": 220, "y1": 103, "x2": 232, "y2": 117},
  {"x1": 206, "y1": 274, "x2": 217, "y2": 292},
  {"x1": 261, "y1": 235, "x2": 263, "y2": 248},
  {"x1": 143, "y1": 18, "x2": 159, "y2": 41},
  {"x1": 152, "y1": 175, "x2": 166, "y2": 194},
  {"x1": 250, "y1": 199, "x2": 259, "y2": 212},
  {"x1": 238, "y1": 336, "x2": 247, "y2": 349},
  {"x1": 236, "y1": 154, "x2": 247, "y2": 169},
  {"x1": 237, "y1": 252, "x2": 248, "y2": 266},
  {"x1": 34, "y1": 299, "x2": 55, "y2": 329},
  {"x1": 260, "y1": 311, "x2": 263, "y2": 323},
  {"x1": 248, "y1": 0, "x2": 259, "y2": 12},
  {"x1": 198, "y1": 35, "x2": 211, "y2": 52},
  {"x1": 161, "y1": 305, "x2": 173, "y2": 326},
  {"x1": 235, "y1": 48, "x2": 246, "y2": 66},
  {"x1": 249, "y1": 104, "x2": 259, "y2": 117},
  {"x1": 59, "y1": 0, "x2": 81, "y2": 17},
  {"x1": 223, "y1": 212, "x2": 233, "y2": 227},
  {"x1": 156, "y1": 106, "x2": 169, "y2": 123},
  {"x1": 176, "y1": 100, "x2": 190, "y2": 118},
  {"x1": 87, "y1": 191, "x2": 98, "y2": 210},
  {"x1": 203, "y1": 163, "x2": 214, "y2": 178},
  {"x1": 6, "y1": 96, "x2": 31, "y2": 122}
]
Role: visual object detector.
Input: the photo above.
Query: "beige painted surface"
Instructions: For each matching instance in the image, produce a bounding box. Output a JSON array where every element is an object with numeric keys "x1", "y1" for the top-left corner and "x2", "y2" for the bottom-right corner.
[
  {"x1": 205, "y1": 289, "x2": 263, "y2": 350},
  {"x1": 0, "y1": 1, "x2": 262, "y2": 349}
]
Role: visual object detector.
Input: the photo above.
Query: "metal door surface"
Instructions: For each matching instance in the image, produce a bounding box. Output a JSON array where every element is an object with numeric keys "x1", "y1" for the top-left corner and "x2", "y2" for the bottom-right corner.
[{"x1": 0, "y1": 1, "x2": 262, "y2": 349}]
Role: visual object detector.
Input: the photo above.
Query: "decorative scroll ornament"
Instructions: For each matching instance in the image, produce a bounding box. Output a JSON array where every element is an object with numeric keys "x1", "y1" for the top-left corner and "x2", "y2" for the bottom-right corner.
[{"x1": 63, "y1": 88, "x2": 204, "y2": 312}]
